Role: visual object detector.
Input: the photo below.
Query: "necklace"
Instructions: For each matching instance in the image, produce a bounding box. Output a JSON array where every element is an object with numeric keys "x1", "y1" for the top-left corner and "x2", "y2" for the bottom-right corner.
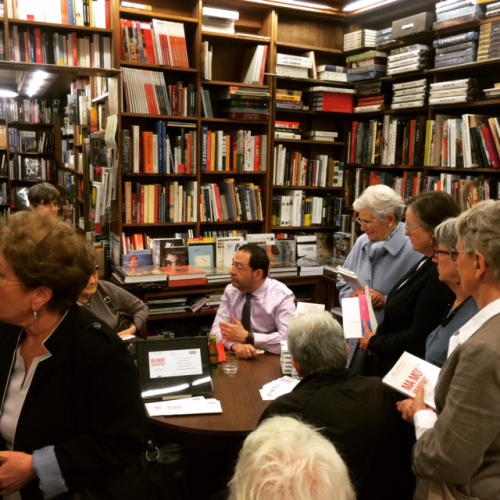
[
  {"x1": 77, "y1": 298, "x2": 91, "y2": 306},
  {"x1": 440, "y1": 296, "x2": 473, "y2": 327}
]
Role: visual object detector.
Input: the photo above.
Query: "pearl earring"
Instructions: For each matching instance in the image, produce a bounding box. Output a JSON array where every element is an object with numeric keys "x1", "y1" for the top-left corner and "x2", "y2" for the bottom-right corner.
[
  {"x1": 388, "y1": 223, "x2": 392, "y2": 228},
  {"x1": 33, "y1": 311, "x2": 37, "y2": 321}
]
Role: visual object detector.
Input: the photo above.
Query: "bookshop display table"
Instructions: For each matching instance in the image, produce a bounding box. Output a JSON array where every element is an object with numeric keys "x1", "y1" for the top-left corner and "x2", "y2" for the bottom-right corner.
[{"x1": 149, "y1": 353, "x2": 282, "y2": 500}]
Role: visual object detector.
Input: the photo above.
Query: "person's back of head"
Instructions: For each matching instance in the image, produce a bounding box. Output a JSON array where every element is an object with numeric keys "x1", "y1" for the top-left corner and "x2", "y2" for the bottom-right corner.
[
  {"x1": 228, "y1": 415, "x2": 355, "y2": 500},
  {"x1": 28, "y1": 182, "x2": 62, "y2": 211},
  {"x1": 287, "y1": 311, "x2": 347, "y2": 377}
]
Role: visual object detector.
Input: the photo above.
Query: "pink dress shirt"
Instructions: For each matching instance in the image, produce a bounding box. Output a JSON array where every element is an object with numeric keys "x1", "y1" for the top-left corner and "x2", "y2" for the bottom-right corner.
[{"x1": 211, "y1": 278, "x2": 296, "y2": 354}]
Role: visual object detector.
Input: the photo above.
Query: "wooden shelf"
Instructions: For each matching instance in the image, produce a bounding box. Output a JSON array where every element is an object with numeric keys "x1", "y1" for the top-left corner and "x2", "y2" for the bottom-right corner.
[
  {"x1": 272, "y1": 185, "x2": 342, "y2": 190},
  {"x1": 271, "y1": 225, "x2": 336, "y2": 230},
  {"x1": 275, "y1": 41, "x2": 342, "y2": 55},
  {"x1": 148, "y1": 309, "x2": 218, "y2": 321},
  {"x1": 199, "y1": 220, "x2": 263, "y2": 225},
  {"x1": 201, "y1": 117, "x2": 269, "y2": 125},
  {"x1": 202, "y1": 32, "x2": 271, "y2": 43},
  {"x1": 120, "y1": 61, "x2": 198, "y2": 73},
  {"x1": 120, "y1": 113, "x2": 198, "y2": 121},
  {"x1": 123, "y1": 222, "x2": 197, "y2": 228},
  {"x1": 119, "y1": 8, "x2": 198, "y2": 24},
  {"x1": 7, "y1": 19, "x2": 113, "y2": 33},
  {"x1": 200, "y1": 171, "x2": 266, "y2": 175},
  {"x1": 273, "y1": 138, "x2": 345, "y2": 146},
  {"x1": 201, "y1": 80, "x2": 270, "y2": 89},
  {"x1": 122, "y1": 173, "x2": 197, "y2": 178}
]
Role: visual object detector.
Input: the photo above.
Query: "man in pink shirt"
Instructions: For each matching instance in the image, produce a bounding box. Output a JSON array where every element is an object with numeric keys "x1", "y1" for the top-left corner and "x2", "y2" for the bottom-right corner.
[{"x1": 211, "y1": 244, "x2": 296, "y2": 358}]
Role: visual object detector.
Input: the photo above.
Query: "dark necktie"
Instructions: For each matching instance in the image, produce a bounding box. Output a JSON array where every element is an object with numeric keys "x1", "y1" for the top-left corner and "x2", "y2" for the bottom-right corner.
[{"x1": 241, "y1": 293, "x2": 252, "y2": 332}]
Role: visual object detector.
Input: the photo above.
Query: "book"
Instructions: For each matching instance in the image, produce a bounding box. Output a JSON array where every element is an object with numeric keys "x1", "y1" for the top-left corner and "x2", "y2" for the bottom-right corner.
[
  {"x1": 115, "y1": 265, "x2": 167, "y2": 283},
  {"x1": 336, "y1": 266, "x2": 365, "y2": 291},
  {"x1": 341, "y1": 290, "x2": 377, "y2": 339},
  {"x1": 382, "y1": 352, "x2": 441, "y2": 409},
  {"x1": 187, "y1": 243, "x2": 215, "y2": 270}
]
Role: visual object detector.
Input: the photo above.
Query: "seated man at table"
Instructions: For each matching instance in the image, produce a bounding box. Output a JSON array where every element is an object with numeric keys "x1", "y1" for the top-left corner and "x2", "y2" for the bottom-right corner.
[
  {"x1": 259, "y1": 312, "x2": 416, "y2": 500},
  {"x1": 211, "y1": 243, "x2": 295, "y2": 358},
  {"x1": 227, "y1": 415, "x2": 355, "y2": 500}
]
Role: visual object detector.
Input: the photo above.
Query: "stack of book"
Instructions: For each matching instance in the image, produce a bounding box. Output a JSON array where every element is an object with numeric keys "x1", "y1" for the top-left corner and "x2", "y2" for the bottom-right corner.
[
  {"x1": 240, "y1": 45, "x2": 268, "y2": 85},
  {"x1": 316, "y1": 64, "x2": 347, "y2": 83},
  {"x1": 346, "y1": 50, "x2": 387, "y2": 83},
  {"x1": 280, "y1": 341, "x2": 292, "y2": 375},
  {"x1": 486, "y1": 1, "x2": 500, "y2": 18},
  {"x1": 433, "y1": 0, "x2": 484, "y2": 31},
  {"x1": 478, "y1": 21, "x2": 500, "y2": 62},
  {"x1": 435, "y1": 36, "x2": 478, "y2": 69},
  {"x1": 275, "y1": 120, "x2": 301, "y2": 140},
  {"x1": 303, "y1": 130, "x2": 339, "y2": 142},
  {"x1": 275, "y1": 53, "x2": 312, "y2": 78},
  {"x1": 114, "y1": 265, "x2": 168, "y2": 284},
  {"x1": 387, "y1": 44, "x2": 432, "y2": 76},
  {"x1": 161, "y1": 265, "x2": 208, "y2": 287},
  {"x1": 343, "y1": 29, "x2": 377, "y2": 52},
  {"x1": 202, "y1": 7, "x2": 239, "y2": 35},
  {"x1": 302, "y1": 86, "x2": 355, "y2": 113},
  {"x1": 376, "y1": 27, "x2": 395, "y2": 48},
  {"x1": 391, "y1": 78, "x2": 429, "y2": 110},
  {"x1": 354, "y1": 82, "x2": 386, "y2": 113},
  {"x1": 297, "y1": 258, "x2": 324, "y2": 276},
  {"x1": 275, "y1": 89, "x2": 304, "y2": 110},
  {"x1": 148, "y1": 298, "x2": 189, "y2": 315},
  {"x1": 206, "y1": 268, "x2": 231, "y2": 283},
  {"x1": 202, "y1": 293, "x2": 223, "y2": 311},
  {"x1": 269, "y1": 261, "x2": 298, "y2": 278},
  {"x1": 429, "y1": 78, "x2": 481, "y2": 105},
  {"x1": 484, "y1": 84, "x2": 500, "y2": 100},
  {"x1": 216, "y1": 86, "x2": 270, "y2": 122}
]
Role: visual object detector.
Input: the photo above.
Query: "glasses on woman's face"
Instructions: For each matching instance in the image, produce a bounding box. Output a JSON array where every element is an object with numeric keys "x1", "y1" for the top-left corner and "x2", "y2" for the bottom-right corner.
[
  {"x1": 433, "y1": 249, "x2": 452, "y2": 260},
  {"x1": 355, "y1": 217, "x2": 377, "y2": 227},
  {"x1": 0, "y1": 272, "x2": 22, "y2": 286},
  {"x1": 404, "y1": 224, "x2": 421, "y2": 232},
  {"x1": 449, "y1": 251, "x2": 462, "y2": 262}
]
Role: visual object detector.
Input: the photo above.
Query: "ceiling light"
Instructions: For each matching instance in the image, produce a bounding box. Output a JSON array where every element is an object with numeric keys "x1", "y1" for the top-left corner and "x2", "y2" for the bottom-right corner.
[
  {"x1": 0, "y1": 86, "x2": 19, "y2": 98},
  {"x1": 343, "y1": 0, "x2": 396, "y2": 13}
]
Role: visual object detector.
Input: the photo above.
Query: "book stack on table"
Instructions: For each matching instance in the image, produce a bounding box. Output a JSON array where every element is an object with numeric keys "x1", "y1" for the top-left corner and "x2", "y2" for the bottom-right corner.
[
  {"x1": 343, "y1": 29, "x2": 377, "y2": 52},
  {"x1": 478, "y1": 22, "x2": 500, "y2": 62},
  {"x1": 391, "y1": 78, "x2": 429, "y2": 110},
  {"x1": 347, "y1": 50, "x2": 387, "y2": 83},
  {"x1": 434, "y1": 31, "x2": 478, "y2": 69},
  {"x1": 429, "y1": 78, "x2": 482, "y2": 106},
  {"x1": 387, "y1": 44, "x2": 433, "y2": 76}
]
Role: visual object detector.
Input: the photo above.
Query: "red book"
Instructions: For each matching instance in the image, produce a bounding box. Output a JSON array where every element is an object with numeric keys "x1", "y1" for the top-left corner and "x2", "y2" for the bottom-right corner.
[
  {"x1": 254, "y1": 135, "x2": 261, "y2": 171},
  {"x1": 140, "y1": 185, "x2": 145, "y2": 223},
  {"x1": 167, "y1": 277, "x2": 208, "y2": 288},
  {"x1": 350, "y1": 121, "x2": 358, "y2": 164},
  {"x1": 479, "y1": 123, "x2": 500, "y2": 169},
  {"x1": 34, "y1": 28, "x2": 43, "y2": 63},
  {"x1": 408, "y1": 119, "x2": 416, "y2": 166},
  {"x1": 138, "y1": 22, "x2": 156, "y2": 64},
  {"x1": 258, "y1": 45, "x2": 268, "y2": 85},
  {"x1": 141, "y1": 131, "x2": 154, "y2": 173},
  {"x1": 154, "y1": 184, "x2": 159, "y2": 223},
  {"x1": 72, "y1": 32, "x2": 78, "y2": 66},
  {"x1": 105, "y1": 0, "x2": 111, "y2": 28},
  {"x1": 275, "y1": 120, "x2": 300, "y2": 129},
  {"x1": 222, "y1": 112, "x2": 268, "y2": 122}
]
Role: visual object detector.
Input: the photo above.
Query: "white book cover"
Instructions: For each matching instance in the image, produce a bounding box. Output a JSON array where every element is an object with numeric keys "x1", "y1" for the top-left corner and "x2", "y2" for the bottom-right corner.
[
  {"x1": 216, "y1": 236, "x2": 244, "y2": 268},
  {"x1": 295, "y1": 302, "x2": 325, "y2": 317},
  {"x1": 246, "y1": 233, "x2": 275, "y2": 244},
  {"x1": 336, "y1": 266, "x2": 365, "y2": 290},
  {"x1": 382, "y1": 352, "x2": 441, "y2": 409},
  {"x1": 341, "y1": 287, "x2": 377, "y2": 339}
]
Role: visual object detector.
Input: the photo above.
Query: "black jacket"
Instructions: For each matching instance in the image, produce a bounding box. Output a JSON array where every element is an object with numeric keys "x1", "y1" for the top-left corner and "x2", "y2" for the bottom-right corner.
[
  {"x1": 0, "y1": 306, "x2": 148, "y2": 499},
  {"x1": 369, "y1": 256, "x2": 455, "y2": 377},
  {"x1": 260, "y1": 368, "x2": 416, "y2": 500}
]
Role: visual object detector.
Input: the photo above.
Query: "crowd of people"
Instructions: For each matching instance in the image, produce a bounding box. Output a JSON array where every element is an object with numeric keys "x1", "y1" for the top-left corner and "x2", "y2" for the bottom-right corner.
[{"x1": 1, "y1": 182, "x2": 499, "y2": 500}]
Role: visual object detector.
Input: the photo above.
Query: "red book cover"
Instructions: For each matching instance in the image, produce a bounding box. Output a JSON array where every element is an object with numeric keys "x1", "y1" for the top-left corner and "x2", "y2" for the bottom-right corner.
[
  {"x1": 167, "y1": 277, "x2": 208, "y2": 288},
  {"x1": 140, "y1": 185, "x2": 145, "y2": 223},
  {"x1": 185, "y1": 132, "x2": 191, "y2": 174},
  {"x1": 350, "y1": 121, "x2": 358, "y2": 164},
  {"x1": 223, "y1": 112, "x2": 269, "y2": 122},
  {"x1": 141, "y1": 131, "x2": 154, "y2": 173},
  {"x1": 258, "y1": 45, "x2": 268, "y2": 85},
  {"x1": 138, "y1": 22, "x2": 156, "y2": 64},
  {"x1": 275, "y1": 120, "x2": 300, "y2": 129},
  {"x1": 34, "y1": 28, "x2": 43, "y2": 63},
  {"x1": 61, "y1": 0, "x2": 69, "y2": 25},
  {"x1": 479, "y1": 123, "x2": 500, "y2": 169},
  {"x1": 72, "y1": 32, "x2": 78, "y2": 66},
  {"x1": 254, "y1": 135, "x2": 261, "y2": 171},
  {"x1": 408, "y1": 119, "x2": 416, "y2": 166},
  {"x1": 160, "y1": 265, "x2": 207, "y2": 279},
  {"x1": 213, "y1": 184, "x2": 224, "y2": 220},
  {"x1": 105, "y1": 0, "x2": 111, "y2": 28}
]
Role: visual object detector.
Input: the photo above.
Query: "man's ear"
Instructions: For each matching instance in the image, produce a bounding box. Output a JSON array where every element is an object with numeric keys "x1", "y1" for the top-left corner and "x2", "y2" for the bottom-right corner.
[
  {"x1": 253, "y1": 268, "x2": 264, "y2": 281},
  {"x1": 291, "y1": 358, "x2": 304, "y2": 378}
]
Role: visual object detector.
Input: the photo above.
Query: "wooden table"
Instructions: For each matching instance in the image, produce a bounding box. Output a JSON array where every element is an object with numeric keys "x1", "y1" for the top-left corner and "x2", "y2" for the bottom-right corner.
[{"x1": 149, "y1": 353, "x2": 283, "y2": 499}]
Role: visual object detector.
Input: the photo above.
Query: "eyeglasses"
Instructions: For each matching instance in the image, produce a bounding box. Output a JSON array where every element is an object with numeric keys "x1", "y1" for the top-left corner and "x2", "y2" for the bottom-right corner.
[
  {"x1": 449, "y1": 251, "x2": 462, "y2": 262},
  {"x1": 433, "y1": 250, "x2": 452, "y2": 259},
  {"x1": 355, "y1": 217, "x2": 377, "y2": 227},
  {"x1": 0, "y1": 273, "x2": 22, "y2": 286},
  {"x1": 38, "y1": 202, "x2": 62, "y2": 211},
  {"x1": 404, "y1": 224, "x2": 421, "y2": 232}
]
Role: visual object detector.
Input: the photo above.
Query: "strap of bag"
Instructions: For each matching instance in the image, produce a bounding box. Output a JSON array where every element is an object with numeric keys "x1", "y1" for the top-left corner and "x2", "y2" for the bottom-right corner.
[{"x1": 304, "y1": 373, "x2": 356, "y2": 420}]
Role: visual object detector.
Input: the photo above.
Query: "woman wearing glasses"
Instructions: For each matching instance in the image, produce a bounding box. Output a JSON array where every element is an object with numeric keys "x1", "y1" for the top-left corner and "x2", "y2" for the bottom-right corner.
[
  {"x1": 77, "y1": 265, "x2": 149, "y2": 339},
  {"x1": 401, "y1": 201, "x2": 500, "y2": 500},
  {"x1": 359, "y1": 191, "x2": 459, "y2": 377},
  {"x1": 424, "y1": 218, "x2": 478, "y2": 368},
  {"x1": 337, "y1": 184, "x2": 421, "y2": 323},
  {"x1": 0, "y1": 212, "x2": 148, "y2": 499}
]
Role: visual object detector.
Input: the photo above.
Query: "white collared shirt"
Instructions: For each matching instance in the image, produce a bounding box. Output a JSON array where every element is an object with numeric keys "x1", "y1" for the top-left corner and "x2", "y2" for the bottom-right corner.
[{"x1": 415, "y1": 298, "x2": 500, "y2": 438}]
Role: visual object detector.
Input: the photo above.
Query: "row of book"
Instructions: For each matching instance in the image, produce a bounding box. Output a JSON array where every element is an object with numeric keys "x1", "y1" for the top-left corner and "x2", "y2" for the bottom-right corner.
[
  {"x1": 346, "y1": 49, "x2": 387, "y2": 83},
  {"x1": 122, "y1": 69, "x2": 197, "y2": 117},
  {"x1": 123, "y1": 180, "x2": 198, "y2": 225},
  {"x1": 8, "y1": 129, "x2": 54, "y2": 154},
  {"x1": 270, "y1": 192, "x2": 343, "y2": 228},
  {"x1": 303, "y1": 86, "x2": 355, "y2": 113},
  {"x1": 275, "y1": 89, "x2": 303, "y2": 111},
  {"x1": 344, "y1": 29, "x2": 376, "y2": 52},
  {"x1": 344, "y1": 167, "x2": 499, "y2": 212},
  {"x1": 275, "y1": 120, "x2": 339, "y2": 143},
  {"x1": 387, "y1": 44, "x2": 432, "y2": 76},
  {"x1": 9, "y1": 27, "x2": 111, "y2": 68},
  {"x1": 435, "y1": 30, "x2": 478, "y2": 69},
  {"x1": 0, "y1": 183, "x2": 8, "y2": 206},
  {"x1": 120, "y1": 18, "x2": 190, "y2": 68},
  {"x1": 122, "y1": 123, "x2": 197, "y2": 175},
  {"x1": 9, "y1": 155, "x2": 57, "y2": 181},
  {"x1": 478, "y1": 21, "x2": 500, "y2": 62},
  {"x1": 433, "y1": 0, "x2": 484, "y2": 31},
  {"x1": 273, "y1": 146, "x2": 343, "y2": 188},
  {"x1": 200, "y1": 181, "x2": 263, "y2": 223},
  {"x1": 201, "y1": 128, "x2": 267, "y2": 172},
  {"x1": 0, "y1": 99, "x2": 55, "y2": 124},
  {"x1": 7, "y1": 0, "x2": 110, "y2": 28}
]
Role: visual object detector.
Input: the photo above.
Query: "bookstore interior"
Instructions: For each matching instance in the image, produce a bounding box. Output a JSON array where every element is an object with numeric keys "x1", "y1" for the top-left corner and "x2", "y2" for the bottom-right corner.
[{"x1": 0, "y1": 0, "x2": 498, "y2": 336}]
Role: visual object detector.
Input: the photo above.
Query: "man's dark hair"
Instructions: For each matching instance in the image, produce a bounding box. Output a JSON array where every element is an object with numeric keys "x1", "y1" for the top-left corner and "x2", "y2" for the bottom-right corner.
[
  {"x1": 28, "y1": 182, "x2": 62, "y2": 207},
  {"x1": 239, "y1": 243, "x2": 269, "y2": 279}
]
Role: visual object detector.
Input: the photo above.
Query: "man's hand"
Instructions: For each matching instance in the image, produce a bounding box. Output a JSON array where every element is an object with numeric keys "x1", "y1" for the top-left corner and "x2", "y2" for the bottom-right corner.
[
  {"x1": 220, "y1": 316, "x2": 248, "y2": 344},
  {"x1": 232, "y1": 343, "x2": 258, "y2": 359},
  {"x1": 357, "y1": 321, "x2": 375, "y2": 353},
  {"x1": 396, "y1": 398, "x2": 415, "y2": 424},
  {"x1": 396, "y1": 384, "x2": 435, "y2": 423},
  {"x1": 0, "y1": 451, "x2": 37, "y2": 496}
]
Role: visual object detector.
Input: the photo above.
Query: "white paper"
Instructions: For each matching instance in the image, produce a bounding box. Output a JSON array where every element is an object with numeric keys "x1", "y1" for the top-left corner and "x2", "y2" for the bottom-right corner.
[
  {"x1": 260, "y1": 376, "x2": 300, "y2": 401},
  {"x1": 145, "y1": 396, "x2": 223, "y2": 416},
  {"x1": 341, "y1": 297, "x2": 363, "y2": 339},
  {"x1": 295, "y1": 302, "x2": 325, "y2": 317},
  {"x1": 336, "y1": 266, "x2": 365, "y2": 290},
  {"x1": 148, "y1": 348, "x2": 202, "y2": 378},
  {"x1": 364, "y1": 285, "x2": 378, "y2": 333}
]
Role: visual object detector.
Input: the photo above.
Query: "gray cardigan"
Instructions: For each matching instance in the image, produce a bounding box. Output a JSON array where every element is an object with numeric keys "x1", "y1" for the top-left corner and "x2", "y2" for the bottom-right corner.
[{"x1": 83, "y1": 280, "x2": 149, "y2": 333}]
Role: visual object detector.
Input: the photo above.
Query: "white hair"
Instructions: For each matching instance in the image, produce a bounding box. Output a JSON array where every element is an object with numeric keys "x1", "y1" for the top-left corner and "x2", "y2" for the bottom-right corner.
[
  {"x1": 352, "y1": 184, "x2": 405, "y2": 222},
  {"x1": 229, "y1": 416, "x2": 355, "y2": 500}
]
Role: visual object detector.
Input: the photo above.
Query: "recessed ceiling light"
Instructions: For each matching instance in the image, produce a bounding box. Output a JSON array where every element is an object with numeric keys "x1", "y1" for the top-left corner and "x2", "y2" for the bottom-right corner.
[{"x1": 343, "y1": 0, "x2": 396, "y2": 13}]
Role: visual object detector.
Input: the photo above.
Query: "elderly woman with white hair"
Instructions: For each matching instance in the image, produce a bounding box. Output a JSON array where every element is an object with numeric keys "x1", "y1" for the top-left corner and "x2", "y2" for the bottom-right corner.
[
  {"x1": 337, "y1": 184, "x2": 421, "y2": 324},
  {"x1": 228, "y1": 416, "x2": 355, "y2": 500},
  {"x1": 400, "y1": 201, "x2": 500, "y2": 499}
]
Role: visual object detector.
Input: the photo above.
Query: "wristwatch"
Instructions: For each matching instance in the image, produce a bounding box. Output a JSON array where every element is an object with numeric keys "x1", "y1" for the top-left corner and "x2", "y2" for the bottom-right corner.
[{"x1": 245, "y1": 330, "x2": 254, "y2": 346}]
